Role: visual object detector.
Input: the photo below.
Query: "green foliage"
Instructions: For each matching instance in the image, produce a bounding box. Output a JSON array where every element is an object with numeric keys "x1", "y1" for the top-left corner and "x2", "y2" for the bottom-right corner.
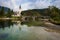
[
  {"x1": 21, "y1": 6, "x2": 60, "y2": 24},
  {"x1": 21, "y1": 21, "x2": 45, "y2": 26},
  {"x1": 0, "y1": 6, "x2": 14, "y2": 18},
  {"x1": 21, "y1": 9, "x2": 41, "y2": 16},
  {"x1": 7, "y1": 9, "x2": 13, "y2": 17},
  {"x1": 0, "y1": 7, "x2": 4, "y2": 17},
  {"x1": 48, "y1": 6, "x2": 60, "y2": 24}
]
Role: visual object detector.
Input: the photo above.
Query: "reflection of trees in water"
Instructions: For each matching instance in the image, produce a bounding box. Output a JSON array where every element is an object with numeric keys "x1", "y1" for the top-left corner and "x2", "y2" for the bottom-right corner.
[
  {"x1": 0, "y1": 20, "x2": 14, "y2": 29},
  {"x1": 0, "y1": 20, "x2": 22, "y2": 30},
  {"x1": 21, "y1": 22, "x2": 26, "y2": 25}
]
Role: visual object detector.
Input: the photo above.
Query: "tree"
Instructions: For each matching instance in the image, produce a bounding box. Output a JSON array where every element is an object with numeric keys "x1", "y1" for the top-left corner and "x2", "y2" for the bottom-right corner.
[
  {"x1": 7, "y1": 9, "x2": 12, "y2": 17},
  {"x1": 0, "y1": 7, "x2": 4, "y2": 17},
  {"x1": 48, "y1": 6, "x2": 60, "y2": 24}
]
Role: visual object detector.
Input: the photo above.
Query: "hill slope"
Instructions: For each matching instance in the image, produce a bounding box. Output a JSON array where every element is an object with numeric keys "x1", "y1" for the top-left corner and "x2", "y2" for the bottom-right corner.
[{"x1": 21, "y1": 8, "x2": 49, "y2": 16}]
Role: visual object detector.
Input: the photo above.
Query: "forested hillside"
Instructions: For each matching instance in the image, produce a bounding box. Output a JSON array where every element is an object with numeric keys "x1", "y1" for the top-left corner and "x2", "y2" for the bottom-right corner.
[
  {"x1": 21, "y1": 6, "x2": 60, "y2": 25},
  {"x1": 0, "y1": 6, "x2": 14, "y2": 17}
]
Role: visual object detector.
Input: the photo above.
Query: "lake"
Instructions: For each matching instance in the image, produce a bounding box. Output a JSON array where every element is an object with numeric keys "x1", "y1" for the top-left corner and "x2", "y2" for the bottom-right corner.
[{"x1": 0, "y1": 20, "x2": 60, "y2": 40}]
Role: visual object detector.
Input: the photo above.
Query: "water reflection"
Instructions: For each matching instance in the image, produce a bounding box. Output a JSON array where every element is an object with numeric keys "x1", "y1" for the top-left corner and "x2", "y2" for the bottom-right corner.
[
  {"x1": 0, "y1": 20, "x2": 22, "y2": 29},
  {"x1": 0, "y1": 20, "x2": 60, "y2": 40},
  {"x1": 0, "y1": 20, "x2": 13, "y2": 29}
]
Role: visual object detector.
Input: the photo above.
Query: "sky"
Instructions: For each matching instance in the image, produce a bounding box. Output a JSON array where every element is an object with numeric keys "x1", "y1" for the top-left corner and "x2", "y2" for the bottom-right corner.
[{"x1": 0, "y1": 0, "x2": 60, "y2": 11}]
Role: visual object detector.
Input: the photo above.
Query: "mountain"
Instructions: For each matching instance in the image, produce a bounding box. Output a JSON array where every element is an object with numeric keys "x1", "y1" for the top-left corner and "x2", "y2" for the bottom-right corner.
[
  {"x1": 21, "y1": 8, "x2": 49, "y2": 16},
  {"x1": 0, "y1": 6, "x2": 11, "y2": 13},
  {"x1": 0, "y1": 6, "x2": 14, "y2": 17}
]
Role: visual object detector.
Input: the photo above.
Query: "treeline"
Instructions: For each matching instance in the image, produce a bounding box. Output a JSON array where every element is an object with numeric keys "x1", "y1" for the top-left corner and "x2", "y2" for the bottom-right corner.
[
  {"x1": 48, "y1": 6, "x2": 60, "y2": 24},
  {"x1": 21, "y1": 6, "x2": 60, "y2": 24},
  {"x1": 0, "y1": 6, "x2": 14, "y2": 18}
]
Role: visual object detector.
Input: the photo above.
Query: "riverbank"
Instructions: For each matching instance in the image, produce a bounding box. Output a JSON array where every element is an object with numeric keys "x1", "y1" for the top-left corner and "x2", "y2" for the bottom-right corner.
[
  {"x1": 42, "y1": 21, "x2": 60, "y2": 33},
  {"x1": 0, "y1": 18, "x2": 21, "y2": 20},
  {"x1": 0, "y1": 18, "x2": 60, "y2": 32},
  {"x1": 21, "y1": 20, "x2": 60, "y2": 32},
  {"x1": 49, "y1": 19, "x2": 60, "y2": 25}
]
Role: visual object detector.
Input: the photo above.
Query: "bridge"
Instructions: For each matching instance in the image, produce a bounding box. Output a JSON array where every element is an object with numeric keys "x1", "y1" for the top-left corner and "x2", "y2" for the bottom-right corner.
[{"x1": 21, "y1": 16, "x2": 49, "y2": 22}]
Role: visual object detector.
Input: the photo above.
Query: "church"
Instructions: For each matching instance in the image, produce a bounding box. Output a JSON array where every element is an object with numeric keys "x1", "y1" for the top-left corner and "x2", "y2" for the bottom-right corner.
[{"x1": 12, "y1": 6, "x2": 22, "y2": 17}]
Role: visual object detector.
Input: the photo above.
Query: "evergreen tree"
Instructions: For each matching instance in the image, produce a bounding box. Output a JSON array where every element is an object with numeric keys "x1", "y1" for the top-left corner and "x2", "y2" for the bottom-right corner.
[{"x1": 0, "y1": 7, "x2": 4, "y2": 17}]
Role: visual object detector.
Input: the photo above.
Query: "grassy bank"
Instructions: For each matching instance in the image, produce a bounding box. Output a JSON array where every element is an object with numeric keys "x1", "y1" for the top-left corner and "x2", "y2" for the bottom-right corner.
[
  {"x1": 49, "y1": 19, "x2": 60, "y2": 25},
  {"x1": 21, "y1": 21, "x2": 46, "y2": 26}
]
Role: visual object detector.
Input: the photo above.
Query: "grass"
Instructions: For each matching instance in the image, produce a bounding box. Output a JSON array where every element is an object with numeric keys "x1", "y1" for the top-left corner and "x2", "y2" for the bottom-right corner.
[
  {"x1": 49, "y1": 19, "x2": 60, "y2": 25},
  {"x1": 21, "y1": 21, "x2": 45, "y2": 26}
]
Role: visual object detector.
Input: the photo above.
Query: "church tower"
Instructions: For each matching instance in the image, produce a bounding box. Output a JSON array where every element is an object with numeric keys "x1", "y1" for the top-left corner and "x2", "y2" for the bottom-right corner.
[{"x1": 19, "y1": 5, "x2": 22, "y2": 16}]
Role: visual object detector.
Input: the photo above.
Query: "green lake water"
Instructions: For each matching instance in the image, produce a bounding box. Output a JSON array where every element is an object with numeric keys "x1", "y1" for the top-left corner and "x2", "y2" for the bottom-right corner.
[{"x1": 0, "y1": 20, "x2": 60, "y2": 40}]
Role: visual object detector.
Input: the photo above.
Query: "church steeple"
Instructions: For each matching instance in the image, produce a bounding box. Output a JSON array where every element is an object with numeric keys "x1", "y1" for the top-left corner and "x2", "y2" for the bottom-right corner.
[
  {"x1": 19, "y1": 5, "x2": 21, "y2": 9},
  {"x1": 18, "y1": 5, "x2": 22, "y2": 16}
]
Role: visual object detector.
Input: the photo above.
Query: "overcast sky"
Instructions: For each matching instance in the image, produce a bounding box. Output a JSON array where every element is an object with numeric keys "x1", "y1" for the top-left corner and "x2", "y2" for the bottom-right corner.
[{"x1": 0, "y1": 0, "x2": 60, "y2": 11}]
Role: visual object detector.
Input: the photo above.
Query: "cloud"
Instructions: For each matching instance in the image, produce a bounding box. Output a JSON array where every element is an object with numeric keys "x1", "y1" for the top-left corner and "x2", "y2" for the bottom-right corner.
[
  {"x1": 0, "y1": 0, "x2": 20, "y2": 11},
  {"x1": 51, "y1": 0, "x2": 60, "y2": 8},
  {"x1": 21, "y1": 0, "x2": 51, "y2": 10},
  {"x1": 0, "y1": 0, "x2": 60, "y2": 11},
  {"x1": 34, "y1": 0, "x2": 51, "y2": 9},
  {"x1": 21, "y1": 2, "x2": 36, "y2": 10}
]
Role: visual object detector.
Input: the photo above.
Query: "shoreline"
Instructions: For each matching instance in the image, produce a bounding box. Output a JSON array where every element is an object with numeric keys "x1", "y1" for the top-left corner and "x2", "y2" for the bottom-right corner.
[{"x1": 0, "y1": 18, "x2": 20, "y2": 20}]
